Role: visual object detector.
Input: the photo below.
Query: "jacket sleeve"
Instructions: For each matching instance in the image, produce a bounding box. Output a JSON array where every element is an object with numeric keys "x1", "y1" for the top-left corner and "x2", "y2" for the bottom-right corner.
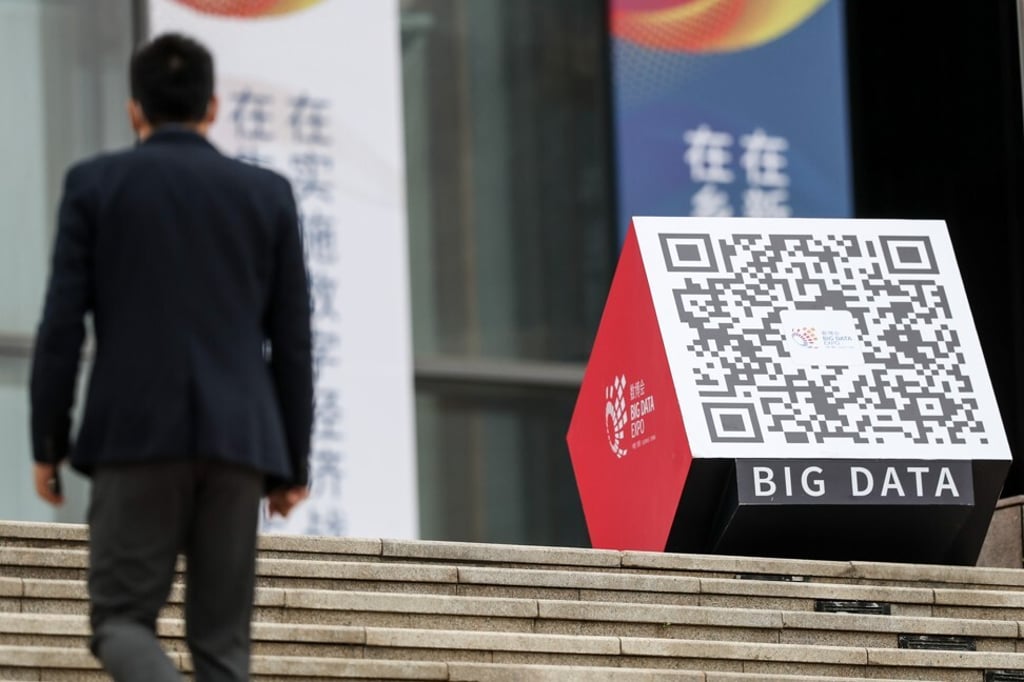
[
  {"x1": 266, "y1": 178, "x2": 314, "y2": 488},
  {"x1": 29, "y1": 164, "x2": 94, "y2": 464}
]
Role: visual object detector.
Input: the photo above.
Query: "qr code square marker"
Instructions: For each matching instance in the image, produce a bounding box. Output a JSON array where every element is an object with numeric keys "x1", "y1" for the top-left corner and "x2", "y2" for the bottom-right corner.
[
  {"x1": 916, "y1": 397, "x2": 944, "y2": 417},
  {"x1": 703, "y1": 403, "x2": 762, "y2": 442},
  {"x1": 880, "y1": 236, "x2": 938, "y2": 274},
  {"x1": 897, "y1": 246, "x2": 921, "y2": 264},
  {"x1": 675, "y1": 243, "x2": 702, "y2": 261},
  {"x1": 659, "y1": 233, "x2": 718, "y2": 272}
]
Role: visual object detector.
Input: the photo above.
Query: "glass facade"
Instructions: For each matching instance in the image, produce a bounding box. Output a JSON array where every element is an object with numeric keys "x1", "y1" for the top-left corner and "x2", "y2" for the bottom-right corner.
[
  {"x1": 0, "y1": 0, "x2": 613, "y2": 547},
  {"x1": 401, "y1": 0, "x2": 614, "y2": 363},
  {"x1": 0, "y1": 0, "x2": 136, "y2": 523},
  {"x1": 401, "y1": 0, "x2": 613, "y2": 545}
]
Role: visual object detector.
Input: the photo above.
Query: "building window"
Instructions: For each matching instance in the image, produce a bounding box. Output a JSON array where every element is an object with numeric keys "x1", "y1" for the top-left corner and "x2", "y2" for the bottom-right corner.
[{"x1": 401, "y1": 0, "x2": 615, "y2": 545}]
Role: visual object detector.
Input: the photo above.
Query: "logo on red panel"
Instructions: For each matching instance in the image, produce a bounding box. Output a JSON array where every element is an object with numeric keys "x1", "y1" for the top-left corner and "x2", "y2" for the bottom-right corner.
[
  {"x1": 605, "y1": 375, "x2": 629, "y2": 457},
  {"x1": 605, "y1": 374, "x2": 658, "y2": 458}
]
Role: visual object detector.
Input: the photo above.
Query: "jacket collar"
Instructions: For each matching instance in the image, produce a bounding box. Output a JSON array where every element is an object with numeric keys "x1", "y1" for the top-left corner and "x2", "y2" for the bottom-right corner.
[{"x1": 140, "y1": 125, "x2": 217, "y2": 150}]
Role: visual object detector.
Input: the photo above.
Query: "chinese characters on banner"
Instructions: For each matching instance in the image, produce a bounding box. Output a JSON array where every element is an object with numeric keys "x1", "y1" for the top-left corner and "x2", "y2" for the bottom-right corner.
[
  {"x1": 684, "y1": 125, "x2": 791, "y2": 218},
  {"x1": 148, "y1": 0, "x2": 419, "y2": 540},
  {"x1": 222, "y1": 82, "x2": 347, "y2": 535}
]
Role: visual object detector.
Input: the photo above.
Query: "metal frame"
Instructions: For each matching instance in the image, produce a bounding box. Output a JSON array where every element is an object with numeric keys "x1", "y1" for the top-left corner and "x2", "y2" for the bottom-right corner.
[
  {"x1": 0, "y1": 335, "x2": 32, "y2": 357},
  {"x1": 2, "y1": 332, "x2": 584, "y2": 392},
  {"x1": 415, "y1": 355, "x2": 583, "y2": 392}
]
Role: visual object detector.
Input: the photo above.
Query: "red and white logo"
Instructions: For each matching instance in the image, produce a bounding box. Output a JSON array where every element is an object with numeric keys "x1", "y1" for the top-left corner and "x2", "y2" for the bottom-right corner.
[{"x1": 605, "y1": 375, "x2": 629, "y2": 458}]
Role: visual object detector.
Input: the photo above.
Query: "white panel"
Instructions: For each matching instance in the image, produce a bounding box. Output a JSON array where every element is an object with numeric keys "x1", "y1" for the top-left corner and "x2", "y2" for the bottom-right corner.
[
  {"x1": 148, "y1": 0, "x2": 419, "y2": 538},
  {"x1": 633, "y1": 216, "x2": 1010, "y2": 462}
]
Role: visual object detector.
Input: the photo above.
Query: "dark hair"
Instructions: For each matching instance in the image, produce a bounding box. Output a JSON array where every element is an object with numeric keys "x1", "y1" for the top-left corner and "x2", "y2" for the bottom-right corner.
[{"x1": 130, "y1": 33, "x2": 214, "y2": 126}]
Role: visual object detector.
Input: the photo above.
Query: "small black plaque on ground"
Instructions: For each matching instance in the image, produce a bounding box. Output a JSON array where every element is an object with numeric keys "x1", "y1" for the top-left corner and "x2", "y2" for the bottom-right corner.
[
  {"x1": 735, "y1": 573, "x2": 806, "y2": 582},
  {"x1": 986, "y1": 672, "x2": 1024, "y2": 682},
  {"x1": 899, "y1": 634, "x2": 976, "y2": 651},
  {"x1": 814, "y1": 599, "x2": 891, "y2": 615}
]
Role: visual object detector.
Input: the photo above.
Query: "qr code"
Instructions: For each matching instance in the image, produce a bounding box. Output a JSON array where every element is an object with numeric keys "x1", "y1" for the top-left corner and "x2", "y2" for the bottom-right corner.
[{"x1": 659, "y1": 232, "x2": 987, "y2": 446}]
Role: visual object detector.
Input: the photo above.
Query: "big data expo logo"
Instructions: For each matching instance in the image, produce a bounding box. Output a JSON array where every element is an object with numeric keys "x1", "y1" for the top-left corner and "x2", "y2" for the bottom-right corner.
[{"x1": 605, "y1": 375, "x2": 629, "y2": 458}]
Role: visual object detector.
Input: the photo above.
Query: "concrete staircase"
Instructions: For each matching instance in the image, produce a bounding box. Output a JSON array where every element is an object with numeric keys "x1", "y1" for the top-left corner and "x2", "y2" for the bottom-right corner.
[{"x1": 2, "y1": 521, "x2": 1024, "y2": 681}]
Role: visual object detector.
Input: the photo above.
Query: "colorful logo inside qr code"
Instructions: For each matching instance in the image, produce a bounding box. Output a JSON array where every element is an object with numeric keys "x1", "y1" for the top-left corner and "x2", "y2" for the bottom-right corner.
[{"x1": 790, "y1": 327, "x2": 819, "y2": 348}]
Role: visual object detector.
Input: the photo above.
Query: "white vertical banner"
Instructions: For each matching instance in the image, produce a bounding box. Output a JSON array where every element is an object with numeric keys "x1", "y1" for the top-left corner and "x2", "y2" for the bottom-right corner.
[{"x1": 147, "y1": 0, "x2": 419, "y2": 539}]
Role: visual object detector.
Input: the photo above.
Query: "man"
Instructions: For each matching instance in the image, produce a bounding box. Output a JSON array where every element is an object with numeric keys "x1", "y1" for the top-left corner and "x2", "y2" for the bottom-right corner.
[{"x1": 29, "y1": 33, "x2": 313, "y2": 681}]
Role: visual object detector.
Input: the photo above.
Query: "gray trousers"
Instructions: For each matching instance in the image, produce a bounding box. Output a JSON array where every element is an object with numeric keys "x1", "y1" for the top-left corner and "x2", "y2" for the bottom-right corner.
[{"x1": 88, "y1": 459, "x2": 263, "y2": 682}]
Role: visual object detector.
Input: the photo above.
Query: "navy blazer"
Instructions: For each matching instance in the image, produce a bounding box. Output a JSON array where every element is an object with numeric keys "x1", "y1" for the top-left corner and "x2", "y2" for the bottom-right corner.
[{"x1": 30, "y1": 128, "x2": 313, "y2": 488}]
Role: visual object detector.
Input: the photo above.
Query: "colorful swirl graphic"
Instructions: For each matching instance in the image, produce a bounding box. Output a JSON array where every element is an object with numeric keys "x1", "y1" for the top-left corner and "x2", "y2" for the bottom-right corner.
[
  {"x1": 172, "y1": 0, "x2": 324, "y2": 18},
  {"x1": 611, "y1": 0, "x2": 829, "y2": 53}
]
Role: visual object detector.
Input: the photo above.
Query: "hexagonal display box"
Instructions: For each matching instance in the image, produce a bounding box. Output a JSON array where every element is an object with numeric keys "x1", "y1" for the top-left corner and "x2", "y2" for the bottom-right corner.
[{"x1": 567, "y1": 217, "x2": 1011, "y2": 564}]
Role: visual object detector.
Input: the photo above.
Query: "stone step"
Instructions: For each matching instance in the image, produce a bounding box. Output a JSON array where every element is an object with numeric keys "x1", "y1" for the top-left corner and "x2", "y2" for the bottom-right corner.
[
  {"x1": 6, "y1": 546, "x2": 1024, "y2": 623},
  {"x1": 6, "y1": 575, "x2": 1024, "y2": 647},
  {"x1": 4, "y1": 521, "x2": 1024, "y2": 592},
  {"x1": 0, "y1": 644, "x2": 446, "y2": 681},
  {"x1": 449, "y1": 666, "x2": 931, "y2": 682},
  {"x1": 4, "y1": 602, "x2": 1019, "y2": 655},
  {"x1": 536, "y1": 602, "x2": 1024, "y2": 651},
  {"x1": 0, "y1": 644, "x2": 947, "y2": 682},
  {"x1": 2, "y1": 635, "x2": 1024, "y2": 681},
  {"x1": 4, "y1": 522, "x2": 1024, "y2": 680}
]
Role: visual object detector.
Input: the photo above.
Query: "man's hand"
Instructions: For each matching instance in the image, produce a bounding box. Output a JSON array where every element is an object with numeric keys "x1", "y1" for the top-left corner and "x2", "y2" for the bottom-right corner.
[
  {"x1": 267, "y1": 486, "x2": 309, "y2": 518},
  {"x1": 33, "y1": 462, "x2": 64, "y2": 507}
]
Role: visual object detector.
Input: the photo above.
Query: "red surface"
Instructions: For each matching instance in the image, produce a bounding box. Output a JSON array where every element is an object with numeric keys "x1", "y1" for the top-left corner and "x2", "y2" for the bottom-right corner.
[
  {"x1": 172, "y1": 0, "x2": 324, "y2": 17},
  {"x1": 567, "y1": 223, "x2": 692, "y2": 551},
  {"x1": 609, "y1": 0, "x2": 825, "y2": 54},
  {"x1": 175, "y1": 0, "x2": 279, "y2": 16},
  {"x1": 613, "y1": 0, "x2": 700, "y2": 10},
  {"x1": 610, "y1": 0, "x2": 745, "y2": 51}
]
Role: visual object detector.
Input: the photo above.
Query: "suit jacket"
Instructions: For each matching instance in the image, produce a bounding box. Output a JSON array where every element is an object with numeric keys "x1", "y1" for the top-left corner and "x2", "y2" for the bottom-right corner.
[{"x1": 30, "y1": 127, "x2": 313, "y2": 488}]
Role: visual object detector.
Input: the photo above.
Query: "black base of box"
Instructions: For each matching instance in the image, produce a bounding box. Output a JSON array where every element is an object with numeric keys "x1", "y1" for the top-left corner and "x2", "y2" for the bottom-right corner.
[{"x1": 665, "y1": 458, "x2": 1009, "y2": 565}]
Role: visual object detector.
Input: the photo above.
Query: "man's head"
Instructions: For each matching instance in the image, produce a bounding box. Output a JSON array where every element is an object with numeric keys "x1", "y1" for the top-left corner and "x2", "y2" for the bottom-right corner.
[{"x1": 129, "y1": 33, "x2": 217, "y2": 138}]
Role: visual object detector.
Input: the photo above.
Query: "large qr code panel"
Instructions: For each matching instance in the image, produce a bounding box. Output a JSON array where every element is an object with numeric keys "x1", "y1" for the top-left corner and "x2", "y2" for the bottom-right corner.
[{"x1": 658, "y1": 231, "x2": 986, "y2": 448}]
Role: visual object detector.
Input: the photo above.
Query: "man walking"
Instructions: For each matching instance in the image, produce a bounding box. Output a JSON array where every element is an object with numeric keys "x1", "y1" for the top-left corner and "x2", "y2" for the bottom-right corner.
[{"x1": 29, "y1": 33, "x2": 313, "y2": 681}]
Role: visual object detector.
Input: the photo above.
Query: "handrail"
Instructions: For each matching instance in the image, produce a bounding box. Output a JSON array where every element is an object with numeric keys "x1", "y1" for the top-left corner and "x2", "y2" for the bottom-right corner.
[
  {"x1": 414, "y1": 355, "x2": 584, "y2": 391},
  {"x1": 0, "y1": 334, "x2": 33, "y2": 357}
]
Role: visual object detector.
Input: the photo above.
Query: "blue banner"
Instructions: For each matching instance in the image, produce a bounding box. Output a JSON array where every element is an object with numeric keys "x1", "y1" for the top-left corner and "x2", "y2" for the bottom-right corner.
[{"x1": 611, "y1": 0, "x2": 852, "y2": 239}]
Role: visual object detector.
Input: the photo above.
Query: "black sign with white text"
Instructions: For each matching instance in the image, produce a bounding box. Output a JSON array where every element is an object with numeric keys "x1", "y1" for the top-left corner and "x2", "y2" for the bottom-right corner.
[{"x1": 735, "y1": 459, "x2": 974, "y2": 506}]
